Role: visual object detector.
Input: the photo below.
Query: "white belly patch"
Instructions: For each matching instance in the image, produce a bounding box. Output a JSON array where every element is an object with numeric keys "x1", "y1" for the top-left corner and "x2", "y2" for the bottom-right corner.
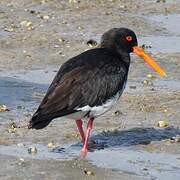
[
  {"x1": 70, "y1": 81, "x2": 127, "y2": 120},
  {"x1": 76, "y1": 91, "x2": 121, "y2": 118}
]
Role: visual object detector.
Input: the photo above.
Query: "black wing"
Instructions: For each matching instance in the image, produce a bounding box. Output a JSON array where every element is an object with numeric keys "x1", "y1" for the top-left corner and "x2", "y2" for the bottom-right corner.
[{"x1": 28, "y1": 49, "x2": 128, "y2": 129}]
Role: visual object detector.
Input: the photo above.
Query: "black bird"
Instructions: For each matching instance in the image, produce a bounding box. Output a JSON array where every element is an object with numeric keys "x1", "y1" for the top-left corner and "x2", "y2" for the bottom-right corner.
[{"x1": 28, "y1": 28, "x2": 166, "y2": 155}]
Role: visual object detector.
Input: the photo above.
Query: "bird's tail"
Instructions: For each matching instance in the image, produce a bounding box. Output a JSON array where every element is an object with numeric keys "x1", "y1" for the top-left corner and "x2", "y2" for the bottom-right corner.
[{"x1": 28, "y1": 111, "x2": 53, "y2": 130}]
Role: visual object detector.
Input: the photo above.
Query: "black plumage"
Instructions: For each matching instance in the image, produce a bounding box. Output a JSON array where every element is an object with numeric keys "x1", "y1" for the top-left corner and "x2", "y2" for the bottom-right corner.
[
  {"x1": 29, "y1": 48, "x2": 129, "y2": 129},
  {"x1": 28, "y1": 27, "x2": 167, "y2": 155},
  {"x1": 28, "y1": 28, "x2": 137, "y2": 129}
]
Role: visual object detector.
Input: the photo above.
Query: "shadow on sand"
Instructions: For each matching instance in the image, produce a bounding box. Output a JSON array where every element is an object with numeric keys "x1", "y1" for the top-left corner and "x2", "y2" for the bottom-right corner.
[{"x1": 53, "y1": 126, "x2": 180, "y2": 153}]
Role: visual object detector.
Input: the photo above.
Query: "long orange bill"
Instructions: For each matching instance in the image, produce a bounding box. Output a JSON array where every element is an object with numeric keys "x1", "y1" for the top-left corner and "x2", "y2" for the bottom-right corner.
[{"x1": 133, "y1": 46, "x2": 167, "y2": 77}]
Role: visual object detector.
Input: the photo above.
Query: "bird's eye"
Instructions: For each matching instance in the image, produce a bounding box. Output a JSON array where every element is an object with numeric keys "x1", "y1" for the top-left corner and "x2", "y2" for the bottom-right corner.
[{"x1": 126, "y1": 36, "x2": 133, "y2": 42}]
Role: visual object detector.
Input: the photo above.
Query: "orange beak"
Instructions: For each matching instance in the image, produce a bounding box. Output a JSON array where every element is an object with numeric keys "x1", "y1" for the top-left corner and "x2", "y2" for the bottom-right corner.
[{"x1": 133, "y1": 46, "x2": 167, "y2": 77}]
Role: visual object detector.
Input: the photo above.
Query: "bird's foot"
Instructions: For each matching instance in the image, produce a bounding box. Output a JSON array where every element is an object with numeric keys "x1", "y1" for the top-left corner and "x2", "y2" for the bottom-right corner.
[{"x1": 80, "y1": 148, "x2": 88, "y2": 157}]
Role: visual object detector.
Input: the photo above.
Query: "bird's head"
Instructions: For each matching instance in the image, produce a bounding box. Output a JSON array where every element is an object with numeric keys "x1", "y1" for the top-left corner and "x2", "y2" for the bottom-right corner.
[{"x1": 101, "y1": 28, "x2": 166, "y2": 77}]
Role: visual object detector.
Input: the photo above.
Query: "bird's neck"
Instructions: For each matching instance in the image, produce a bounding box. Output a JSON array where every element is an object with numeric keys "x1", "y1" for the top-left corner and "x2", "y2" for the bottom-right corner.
[
  {"x1": 117, "y1": 49, "x2": 131, "y2": 67},
  {"x1": 101, "y1": 46, "x2": 131, "y2": 68},
  {"x1": 100, "y1": 44, "x2": 130, "y2": 65}
]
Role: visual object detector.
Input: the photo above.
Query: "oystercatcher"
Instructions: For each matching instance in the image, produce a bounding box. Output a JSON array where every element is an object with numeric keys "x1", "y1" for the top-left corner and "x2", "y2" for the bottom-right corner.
[{"x1": 28, "y1": 28, "x2": 166, "y2": 155}]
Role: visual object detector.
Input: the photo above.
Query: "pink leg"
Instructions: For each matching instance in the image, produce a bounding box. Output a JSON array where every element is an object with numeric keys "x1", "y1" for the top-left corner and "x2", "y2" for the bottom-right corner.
[
  {"x1": 81, "y1": 118, "x2": 94, "y2": 156},
  {"x1": 75, "y1": 119, "x2": 85, "y2": 143}
]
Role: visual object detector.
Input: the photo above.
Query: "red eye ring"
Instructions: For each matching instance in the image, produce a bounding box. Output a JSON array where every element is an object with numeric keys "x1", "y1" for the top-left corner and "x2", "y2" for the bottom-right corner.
[{"x1": 126, "y1": 36, "x2": 133, "y2": 42}]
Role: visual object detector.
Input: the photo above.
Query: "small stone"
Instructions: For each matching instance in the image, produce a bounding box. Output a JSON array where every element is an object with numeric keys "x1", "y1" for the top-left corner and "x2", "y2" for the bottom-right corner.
[
  {"x1": 19, "y1": 158, "x2": 25, "y2": 162},
  {"x1": 171, "y1": 135, "x2": 180, "y2": 143},
  {"x1": 18, "y1": 158, "x2": 25, "y2": 165},
  {"x1": 29, "y1": 10, "x2": 36, "y2": 14},
  {"x1": 8, "y1": 121, "x2": 17, "y2": 133},
  {"x1": 78, "y1": 26, "x2": 84, "y2": 30},
  {"x1": 84, "y1": 170, "x2": 94, "y2": 176},
  {"x1": 58, "y1": 38, "x2": 65, "y2": 42},
  {"x1": 20, "y1": 21, "x2": 34, "y2": 30},
  {"x1": 40, "y1": 0, "x2": 47, "y2": 4},
  {"x1": 119, "y1": 5, "x2": 125, "y2": 8},
  {"x1": 112, "y1": 110, "x2": 122, "y2": 116},
  {"x1": 62, "y1": 21, "x2": 67, "y2": 24},
  {"x1": 143, "y1": 80, "x2": 153, "y2": 86},
  {"x1": 17, "y1": 143, "x2": 25, "y2": 147},
  {"x1": 20, "y1": 21, "x2": 32, "y2": 27},
  {"x1": 28, "y1": 147, "x2": 37, "y2": 154},
  {"x1": 9, "y1": 122, "x2": 17, "y2": 129},
  {"x1": 42, "y1": 15, "x2": 50, "y2": 20},
  {"x1": 87, "y1": 39, "x2": 98, "y2": 47},
  {"x1": 27, "y1": 26, "x2": 34, "y2": 31},
  {"x1": 4, "y1": 27, "x2": 14, "y2": 32},
  {"x1": 143, "y1": 80, "x2": 148, "y2": 85},
  {"x1": 146, "y1": 73, "x2": 153, "y2": 78},
  {"x1": 0, "y1": 104, "x2": 9, "y2": 112},
  {"x1": 47, "y1": 142, "x2": 55, "y2": 148},
  {"x1": 157, "y1": 120, "x2": 168, "y2": 128},
  {"x1": 54, "y1": 44, "x2": 60, "y2": 48},
  {"x1": 69, "y1": 0, "x2": 78, "y2": 3}
]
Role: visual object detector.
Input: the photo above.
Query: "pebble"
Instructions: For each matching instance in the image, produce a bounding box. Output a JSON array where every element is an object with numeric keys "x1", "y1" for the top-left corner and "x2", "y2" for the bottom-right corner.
[
  {"x1": 78, "y1": 26, "x2": 84, "y2": 30},
  {"x1": 28, "y1": 147, "x2": 37, "y2": 154},
  {"x1": 157, "y1": 120, "x2": 168, "y2": 128},
  {"x1": 19, "y1": 158, "x2": 25, "y2": 162},
  {"x1": 41, "y1": 15, "x2": 50, "y2": 20},
  {"x1": 20, "y1": 20, "x2": 34, "y2": 31},
  {"x1": 112, "y1": 110, "x2": 122, "y2": 116},
  {"x1": 87, "y1": 39, "x2": 98, "y2": 47},
  {"x1": 47, "y1": 142, "x2": 56, "y2": 149},
  {"x1": 54, "y1": 44, "x2": 60, "y2": 48},
  {"x1": 143, "y1": 80, "x2": 153, "y2": 86},
  {"x1": 27, "y1": 26, "x2": 34, "y2": 31},
  {"x1": 58, "y1": 38, "x2": 65, "y2": 42},
  {"x1": 9, "y1": 121, "x2": 17, "y2": 129},
  {"x1": 69, "y1": 0, "x2": 78, "y2": 3},
  {"x1": 84, "y1": 170, "x2": 94, "y2": 176},
  {"x1": 18, "y1": 158, "x2": 25, "y2": 166},
  {"x1": 20, "y1": 21, "x2": 32, "y2": 27},
  {"x1": 4, "y1": 27, "x2": 14, "y2": 32},
  {"x1": 146, "y1": 73, "x2": 153, "y2": 78},
  {"x1": 0, "y1": 105, "x2": 9, "y2": 112},
  {"x1": 170, "y1": 135, "x2": 180, "y2": 143},
  {"x1": 17, "y1": 143, "x2": 25, "y2": 147}
]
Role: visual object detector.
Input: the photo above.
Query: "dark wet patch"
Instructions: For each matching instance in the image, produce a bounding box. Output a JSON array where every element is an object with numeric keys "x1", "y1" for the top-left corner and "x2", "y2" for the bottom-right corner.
[
  {"x1": 91, "y1": 127, "x2": 180, "y2": 148},
  {"x1": 0, "y1": 77, "x2": 48, "y2": 122},
  {"x1": 0, "y1": 77, "x2": 47, "y2": 108}
]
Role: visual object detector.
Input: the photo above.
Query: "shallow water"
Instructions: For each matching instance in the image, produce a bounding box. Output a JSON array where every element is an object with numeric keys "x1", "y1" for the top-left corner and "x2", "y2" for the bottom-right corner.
[
  {"x1": 0, "y1": 76, "x2": 47, "y2": 122},
  {"x1": 0, "y1": 127, "x2": 180, "y2": 179},
  {"x1": 140, "y1": 14, "x2": 180, "y2": 54},
  {"x1": 88, "y1": 148, "x2": 180, "y2": 180},
  {"x1": 0, "y1": 1, "x2": 180, "y2": 179},
  {"x1": 148, "y1": 14, "x2": 180, "y2": 35},
  {"x1": 139, "y1": 36, "x2": 180, "y2": 53},
  {"x1": 0, "y1": 143, "x2": 79, "y2": 160}
]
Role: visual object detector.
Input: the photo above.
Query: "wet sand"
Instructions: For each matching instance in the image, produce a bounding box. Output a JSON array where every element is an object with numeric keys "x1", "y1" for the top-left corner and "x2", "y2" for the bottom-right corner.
[{"x1": 0, "y1": 0, "x2": 180, "y2": 179}]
